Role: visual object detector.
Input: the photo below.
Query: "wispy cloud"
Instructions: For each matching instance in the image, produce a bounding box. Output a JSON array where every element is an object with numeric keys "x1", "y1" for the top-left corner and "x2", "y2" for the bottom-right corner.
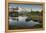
[{"x1": 9, "y1": 4, "x2": 42, "y2": 11}]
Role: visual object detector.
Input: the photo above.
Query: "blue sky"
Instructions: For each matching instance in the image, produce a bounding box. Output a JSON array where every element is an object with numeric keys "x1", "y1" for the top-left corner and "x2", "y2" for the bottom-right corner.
[{"x1": 9, "y1": 4, "x2": 42, "y2": 11}]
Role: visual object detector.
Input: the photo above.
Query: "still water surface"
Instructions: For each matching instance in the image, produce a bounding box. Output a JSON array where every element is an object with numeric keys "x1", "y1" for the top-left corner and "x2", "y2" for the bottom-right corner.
[{"x1": 9, "y1": 16, "x2": 40, "y2": 28}]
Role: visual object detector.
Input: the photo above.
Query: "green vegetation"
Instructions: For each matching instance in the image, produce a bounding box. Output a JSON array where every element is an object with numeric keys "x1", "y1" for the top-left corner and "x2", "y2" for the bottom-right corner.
[
  {"x1": 9, "y1": 10, "x2": 43, "y2": 29},
  {"x1": 19, "y1": 10, "x2": 43, "y2": 28}
]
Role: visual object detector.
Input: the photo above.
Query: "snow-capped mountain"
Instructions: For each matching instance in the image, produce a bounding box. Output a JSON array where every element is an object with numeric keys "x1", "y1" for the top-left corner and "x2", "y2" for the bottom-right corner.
[{"x1": 17, "y1": 6, "x2": 32, "y2": 12}]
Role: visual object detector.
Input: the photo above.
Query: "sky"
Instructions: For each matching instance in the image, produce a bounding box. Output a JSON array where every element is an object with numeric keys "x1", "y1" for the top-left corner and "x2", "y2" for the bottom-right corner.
[{"x1": 9, "y1": 4, "x2": 42, "y2": 11}]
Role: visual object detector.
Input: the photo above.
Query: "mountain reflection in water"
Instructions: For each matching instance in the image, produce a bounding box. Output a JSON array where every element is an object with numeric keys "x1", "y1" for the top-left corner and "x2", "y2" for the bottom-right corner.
[{"x1": 9, "y1": 16, "x2": 40, "y2": 28}]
